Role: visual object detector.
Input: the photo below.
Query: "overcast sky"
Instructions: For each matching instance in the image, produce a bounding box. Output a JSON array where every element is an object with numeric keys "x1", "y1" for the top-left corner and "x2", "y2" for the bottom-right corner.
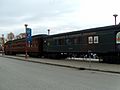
[{"x1": 1, "y1": 0, "x2": 120, "y2": 37}]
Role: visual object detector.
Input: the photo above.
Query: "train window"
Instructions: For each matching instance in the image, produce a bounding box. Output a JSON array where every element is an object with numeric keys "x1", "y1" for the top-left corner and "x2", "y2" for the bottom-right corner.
[
  {"x1": 54, "y1": 39, "x2": 59, "y2": 45},
  {"x1": 116, "y1": 32, "x2": 120, "y2": 44},
  {"x1": 58, "y1": 39, "x2": 64, "y2": 45},
  {"x1": 44, "y1": 40, "x2": 47, "y2": 43},
  {"x1": 73, "y1": 37, "x2": 80, "y2": 44},
  {"x1": 70, "y1": 38, "x2": 73, "y2": 44},
  {"x1": 66, "y1": 38, "x2": 71, "y2": 45},
  {"x1": 47, "y1": 42, "x2": 50, "y2": 46},
  {"x1": 73, "y1": 38, "x2": 77, "y2": 44},
  {"x1": 88, "y1": 36, "x2": 93, "y2": 44},
  {"x1": 94, "y1": 36, "x2": 99, "y2": 43}
]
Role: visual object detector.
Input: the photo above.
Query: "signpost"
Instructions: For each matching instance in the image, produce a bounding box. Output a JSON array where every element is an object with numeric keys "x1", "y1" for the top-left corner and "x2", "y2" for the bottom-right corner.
[
  {"x1": 24, "y1": 24, "x2": 32, "y2": 59},
  {"x1": 26, "y1": 28, "x2": 32, "y2": 47}
]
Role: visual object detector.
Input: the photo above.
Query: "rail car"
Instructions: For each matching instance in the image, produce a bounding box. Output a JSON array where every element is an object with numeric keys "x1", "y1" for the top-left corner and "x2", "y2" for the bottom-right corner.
[
  {"x1": 4, "y1": 25, "x2": 120, "y2": 63},
  {"x1": 4, "y1": 34, "x2": 47, "y2": 57},
  {"x1": 43, "y1": 25, "x2": 120, "y2": 63}
]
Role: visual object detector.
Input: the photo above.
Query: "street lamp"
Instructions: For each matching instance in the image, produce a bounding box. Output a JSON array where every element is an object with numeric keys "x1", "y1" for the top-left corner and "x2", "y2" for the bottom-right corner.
[
  {"x1": 2, "y1": 34, "x2": 4, "y2": 55},
  {"x1": 25, "y1": 24, "x2": 28, "y2": 29},
  {"x1": 113, "y1": 14, "x2": 118, "y2": 25},
  {"x1": 48, "y1": 29, "x2": 50, "y2": 35},
  {"x1": 24, "y1": 24, "x2": 28, "y2": 59}
]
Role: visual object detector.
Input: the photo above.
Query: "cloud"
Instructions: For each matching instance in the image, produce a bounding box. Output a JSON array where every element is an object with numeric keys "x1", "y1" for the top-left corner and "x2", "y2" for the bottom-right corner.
[
  {"x1": 0, "y1": 0, "x2": 77, "y2": 26},
  {"x1": 0, "y1": 0, "x2": 120, "y2": 37}
]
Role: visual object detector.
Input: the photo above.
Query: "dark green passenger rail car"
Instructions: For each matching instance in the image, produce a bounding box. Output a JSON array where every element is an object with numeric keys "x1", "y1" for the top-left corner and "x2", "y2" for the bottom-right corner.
[{"x1": 43, "y1": 25, "x2": 120, "y2": 63}]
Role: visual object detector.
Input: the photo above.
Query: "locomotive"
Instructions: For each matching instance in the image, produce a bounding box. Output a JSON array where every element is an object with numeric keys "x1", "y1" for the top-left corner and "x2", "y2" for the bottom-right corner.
[{"x1": 4, "y1": 25, "x2": 120, "y2": 63}]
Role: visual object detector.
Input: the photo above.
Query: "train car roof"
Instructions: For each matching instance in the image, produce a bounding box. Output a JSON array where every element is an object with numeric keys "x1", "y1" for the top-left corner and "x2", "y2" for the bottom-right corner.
[
  {"x1": 46, "y1": 25, "x2": 120, "y2": 38},
  {"x1": 5, "y1": 34, "x2": 47, "y2": 44},
  {"x1": 32, "y1": 34, "x2": 47, "y2": 38}
]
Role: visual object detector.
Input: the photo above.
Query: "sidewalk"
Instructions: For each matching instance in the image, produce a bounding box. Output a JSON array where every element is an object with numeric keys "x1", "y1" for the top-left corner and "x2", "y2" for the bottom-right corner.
[{"x1": 1, "y1": 55, "x2": 120, "y2": 74}]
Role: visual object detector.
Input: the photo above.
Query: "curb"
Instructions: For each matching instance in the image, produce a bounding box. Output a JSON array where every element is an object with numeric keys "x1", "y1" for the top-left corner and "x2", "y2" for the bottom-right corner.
[{"x1": 2, "y1": 56, "x2": 120, "y2": 74}]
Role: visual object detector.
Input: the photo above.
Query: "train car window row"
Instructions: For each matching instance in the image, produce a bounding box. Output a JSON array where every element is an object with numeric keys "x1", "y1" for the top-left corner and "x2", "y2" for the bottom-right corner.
[
  {"x1": 54, "y1": 37, "x2": 81, "y2": 45},
  {"x1": 88, "y1": 36, "x2": 99, "y2": 44}
]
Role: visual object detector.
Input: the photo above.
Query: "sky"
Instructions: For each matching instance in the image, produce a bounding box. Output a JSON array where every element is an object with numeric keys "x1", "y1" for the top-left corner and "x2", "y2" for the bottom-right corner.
[{"x1": 1, "y1": 0, "x2": 120, "y2": 37}]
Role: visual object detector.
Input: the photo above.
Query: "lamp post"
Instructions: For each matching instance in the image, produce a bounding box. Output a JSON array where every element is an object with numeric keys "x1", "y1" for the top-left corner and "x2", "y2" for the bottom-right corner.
[
  {"x1": 25, "y1": 24, "x2": 28, "y2": 59},
  {"x1": 113, "y1": 14, "x2": 118, "y2": 25},
  {"x1": 48, "y1": 29, "x2": 50, "y2": 35},
  {"x1": 2, "y1": 34, "x2": 4, "y2": 55}
]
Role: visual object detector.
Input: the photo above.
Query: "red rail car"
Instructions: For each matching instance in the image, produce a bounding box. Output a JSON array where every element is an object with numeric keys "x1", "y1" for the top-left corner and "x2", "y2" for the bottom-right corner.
[{"x1": 4, "y1": 35, "x2": 47, "y2": 57}]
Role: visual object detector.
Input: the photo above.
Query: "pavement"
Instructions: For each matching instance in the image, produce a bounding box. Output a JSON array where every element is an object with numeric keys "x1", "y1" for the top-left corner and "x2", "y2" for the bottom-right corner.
[{"x1": 1, "y1": 54, "x2": 120, "y2": 74}]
